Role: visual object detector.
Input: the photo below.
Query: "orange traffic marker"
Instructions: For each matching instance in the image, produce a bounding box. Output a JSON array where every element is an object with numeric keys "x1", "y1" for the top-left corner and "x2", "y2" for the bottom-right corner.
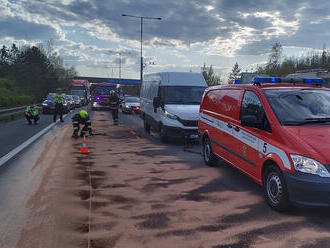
[{"x1": 80, "y1": 135, "x2": 90, "y2": 154}]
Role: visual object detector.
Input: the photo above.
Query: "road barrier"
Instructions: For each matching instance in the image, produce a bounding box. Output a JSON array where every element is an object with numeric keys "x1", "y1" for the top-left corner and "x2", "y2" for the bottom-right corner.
[{"x1": 0, "y1": 106, "x2": 26, "y2": 119}]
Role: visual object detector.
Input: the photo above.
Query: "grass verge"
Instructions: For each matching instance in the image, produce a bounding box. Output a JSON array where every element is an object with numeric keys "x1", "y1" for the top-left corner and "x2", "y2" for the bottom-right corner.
[{"x1": 0, "y1": 112, "x2": 25, "y2": 123}]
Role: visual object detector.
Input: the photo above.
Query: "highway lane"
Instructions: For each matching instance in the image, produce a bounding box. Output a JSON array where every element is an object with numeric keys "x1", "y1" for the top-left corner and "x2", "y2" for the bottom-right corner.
[{"x1": 0, "y1": 108, "x2": 87, "y2": 160}]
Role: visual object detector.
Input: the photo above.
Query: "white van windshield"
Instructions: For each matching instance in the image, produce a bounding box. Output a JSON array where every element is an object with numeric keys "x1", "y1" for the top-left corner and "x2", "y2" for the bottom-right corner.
[{"x1": 162, "y1": 86, "x2": 206, "y2": 104}]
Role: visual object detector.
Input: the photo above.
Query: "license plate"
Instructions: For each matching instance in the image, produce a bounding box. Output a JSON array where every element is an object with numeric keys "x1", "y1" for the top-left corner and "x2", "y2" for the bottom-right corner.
[{"x1": 189, "y1": 134, "x2": 199, "y2": 139}]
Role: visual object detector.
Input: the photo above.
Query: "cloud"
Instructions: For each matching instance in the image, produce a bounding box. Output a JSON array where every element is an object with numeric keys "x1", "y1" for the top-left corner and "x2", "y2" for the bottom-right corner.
[
  {"x1": 1, "y1": 0, "x2": 330, "y2": 79},
  {"x1": 0, "y1": 16, "x2": 58, "y2": 40}
]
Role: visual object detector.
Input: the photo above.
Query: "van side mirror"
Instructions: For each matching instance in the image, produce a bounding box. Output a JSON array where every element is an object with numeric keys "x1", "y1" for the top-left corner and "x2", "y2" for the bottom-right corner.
[
  {"x1": 241, "y1": 115, "x2": 263, "y2": 129},
  {"x1": 153, "y1": 96, "x2": 160, "y2": 109}
]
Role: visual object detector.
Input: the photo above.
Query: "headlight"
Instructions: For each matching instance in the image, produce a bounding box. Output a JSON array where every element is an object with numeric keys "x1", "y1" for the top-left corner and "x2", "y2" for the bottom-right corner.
[
  {"x1": 290, "y1": 154, "x2": 330, "y2": 177},
  {"x1": 165, "y1": 110, "x2": 178, "y2": 120}
]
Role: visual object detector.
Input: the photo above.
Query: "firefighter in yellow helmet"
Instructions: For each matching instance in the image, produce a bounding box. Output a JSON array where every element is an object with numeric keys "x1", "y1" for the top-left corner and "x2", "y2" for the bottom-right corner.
[{"x1": 72, "y1": 110, "x2": 92, "y2": 138}]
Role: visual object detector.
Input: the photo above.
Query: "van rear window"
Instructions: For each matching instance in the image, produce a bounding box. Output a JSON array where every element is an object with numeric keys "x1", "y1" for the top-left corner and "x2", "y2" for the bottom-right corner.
[{"x1": 203, "y1": 89, "x2": 241, "y2": 120}]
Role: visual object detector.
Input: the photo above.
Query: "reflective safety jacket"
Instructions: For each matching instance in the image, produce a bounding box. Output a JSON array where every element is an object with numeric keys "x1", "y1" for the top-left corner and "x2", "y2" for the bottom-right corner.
[
  {"x1": 54, "y1": 94, "x2": 64, "y2": 104},
  {"x1": 25, "y1": 106, "x2": 39, "y2": 116},
  {"x1": 109, "y1": 94, "x2": 120, "y2": 110},
  {"x1": 72, "y1": 113, "x2": 92, "y2": 132}
]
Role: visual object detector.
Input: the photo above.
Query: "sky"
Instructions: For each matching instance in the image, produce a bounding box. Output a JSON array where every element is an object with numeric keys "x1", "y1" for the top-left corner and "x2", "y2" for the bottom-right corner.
[{"x1": 1, "y1": 0, "x2": 330, "y2": 82}]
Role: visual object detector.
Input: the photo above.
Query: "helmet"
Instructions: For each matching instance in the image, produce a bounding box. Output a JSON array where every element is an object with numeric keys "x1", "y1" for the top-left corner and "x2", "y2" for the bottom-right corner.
[
  {"x1": 110, "y1": 90, "x2": 115, "y2": 95},
  {"x1": 79, "y1": 110, "x2": 88, "y2": 119}
]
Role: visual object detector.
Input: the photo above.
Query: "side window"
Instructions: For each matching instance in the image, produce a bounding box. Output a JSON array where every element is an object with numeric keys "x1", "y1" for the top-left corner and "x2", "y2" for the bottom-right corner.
[{"x1": 240, "y1": 91, "x2": 271, "y2": 132}]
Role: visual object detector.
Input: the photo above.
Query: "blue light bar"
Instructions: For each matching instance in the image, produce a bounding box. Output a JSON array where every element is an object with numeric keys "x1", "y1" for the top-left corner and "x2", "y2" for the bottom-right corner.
[
  {"x1": 234, "y1": 79, "x2": 241, "y2": 84},
  {"x1": 252, "y1": 77, "x2": 325, "y2": 84},
  {"x1": 303, "y1": 78, "x2": 324, "y2": 84},
  {"x1": 253, "y1": 77, "x2": 280, "y2": 83}
]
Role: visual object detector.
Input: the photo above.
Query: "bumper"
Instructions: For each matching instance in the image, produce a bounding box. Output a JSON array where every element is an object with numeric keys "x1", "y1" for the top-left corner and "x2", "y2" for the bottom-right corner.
[
  {"x1": 162, "y1": 125, "x2": 199, "y2": 139},
  {"x1": 92, "y1": 102, "x2": 110, "y2": 110},
  {"x1": 122, "y1": 107, "x2": 140, "y2": 113},
  {"x1": 284, "y1": 171, "x2": 330, "y2": 207}
]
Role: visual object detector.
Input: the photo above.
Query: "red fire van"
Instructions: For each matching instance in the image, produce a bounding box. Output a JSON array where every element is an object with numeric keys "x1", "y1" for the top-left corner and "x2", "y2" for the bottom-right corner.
[{"x1": 198, "y1": 77, "x2": 330, "y2": 210}]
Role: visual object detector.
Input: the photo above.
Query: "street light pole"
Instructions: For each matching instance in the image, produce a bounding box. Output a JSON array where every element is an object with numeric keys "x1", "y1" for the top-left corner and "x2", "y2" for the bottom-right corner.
[
  {"x1": 119, "y1": 52, "x2": 122, "y2": 79},
  {"x1": 140, "y1": 17, "x2": 143, "y2": 83},
  {"x1": 122, "y1": 14, "x2": 161, "y2": 82}
]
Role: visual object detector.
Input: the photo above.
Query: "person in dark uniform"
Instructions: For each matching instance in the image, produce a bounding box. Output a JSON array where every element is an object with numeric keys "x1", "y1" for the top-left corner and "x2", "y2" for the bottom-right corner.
[
  {"x1": 109, "y1": 90, "x2": 120, "y2": 124},
  {"x1": 53, "y1": 88, "x2": 64, "y2": 122},
  {"x1": 72, "y1": 110, "x2": 92, "y2": 138},
  {"x1": 25, "y1": 104, "x2": 39, "y2": 125}
]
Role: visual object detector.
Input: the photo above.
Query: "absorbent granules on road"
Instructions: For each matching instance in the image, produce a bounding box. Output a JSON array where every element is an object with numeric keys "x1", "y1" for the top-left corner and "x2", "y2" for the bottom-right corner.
[{"x1": 12, "y1": 111, "x2": 330, "y2": 248}]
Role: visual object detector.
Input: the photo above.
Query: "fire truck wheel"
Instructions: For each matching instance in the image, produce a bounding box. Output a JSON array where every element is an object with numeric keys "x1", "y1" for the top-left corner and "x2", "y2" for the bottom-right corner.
[
  {"x1": 203, "y1": 136, "x2": 218, "y2": 166},
  {"x1": 263, "y1": 164, "x2": 289, "y2": 211}
]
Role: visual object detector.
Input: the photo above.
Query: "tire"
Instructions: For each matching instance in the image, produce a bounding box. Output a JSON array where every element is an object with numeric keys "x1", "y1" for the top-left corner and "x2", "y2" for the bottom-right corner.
[
  {"x1": 144, "y1": 119, "x2": 151, "y2": 133},
  {"x1": 202, "y1": 136, "x2": 218, "y2": 166},
  {"x1": 159, "y1": 124, "x2": 168, "y2": 143},
  {"x1": 263, "y1": 165, "x2": 290, "y2": 211}
]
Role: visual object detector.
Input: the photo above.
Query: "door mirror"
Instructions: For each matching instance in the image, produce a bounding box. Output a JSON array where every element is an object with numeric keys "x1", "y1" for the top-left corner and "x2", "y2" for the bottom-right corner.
[
  {"x1": 153, "y1": 96, "x2": 160, "y2": 109},
  {"x1": 241, "y1": 115, "x2": 263, "y2": 129}
]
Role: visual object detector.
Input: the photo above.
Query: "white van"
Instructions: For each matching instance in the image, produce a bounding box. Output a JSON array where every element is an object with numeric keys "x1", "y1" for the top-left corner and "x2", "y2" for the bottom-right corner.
[{"x1": 140, "y1": 72, "x2": 207, "y2": 142}]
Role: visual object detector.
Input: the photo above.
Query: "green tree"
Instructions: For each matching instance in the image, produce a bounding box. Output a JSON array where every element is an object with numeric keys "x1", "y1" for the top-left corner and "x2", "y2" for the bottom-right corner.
[
  {"x1": 201, "y1": 63, "x2": 221, "y2": 86},
  {"x1": 265, "y1": 42, "x2": 282, "y2": 75},
  {"x1": 0, "y1": 42, "x2": 77, "y2": 106},
  {"x1": 228, "y1": 62, "x2": 241, "y2": 84}
]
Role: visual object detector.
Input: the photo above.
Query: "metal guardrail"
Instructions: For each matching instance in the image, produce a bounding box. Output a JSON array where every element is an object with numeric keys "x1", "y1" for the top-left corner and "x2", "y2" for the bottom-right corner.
[{"x1": 0, "y1": 106, "x2": 26, "y2": 118}]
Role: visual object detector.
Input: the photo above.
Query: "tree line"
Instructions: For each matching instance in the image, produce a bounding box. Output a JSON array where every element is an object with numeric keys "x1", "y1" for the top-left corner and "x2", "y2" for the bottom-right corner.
[
  {"x1": 202, "y1": 43, "x2": 330, "y2": 86},
  {"x1": 256, "y1": 42, "x2": 330, "y2": 76},
  {"x1": 0, "y1": 43, "x2": 77, "y2": 107}
]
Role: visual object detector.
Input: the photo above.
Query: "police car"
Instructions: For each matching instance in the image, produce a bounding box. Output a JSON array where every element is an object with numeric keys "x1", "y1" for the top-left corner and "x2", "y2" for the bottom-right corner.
[{"x1": 198, "y1": 77, "x2": 330, "y2": 210}]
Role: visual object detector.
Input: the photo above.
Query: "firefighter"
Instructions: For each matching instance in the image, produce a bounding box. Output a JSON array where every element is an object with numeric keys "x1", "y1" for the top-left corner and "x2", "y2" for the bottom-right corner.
[
  {"x1": 25, "y1": 104, "x2": 39, "y2": 125},
  {"x1": 72, "y1": 110, "x2": 92, "y2": 138},
  {"x1": 109, "y1": 90, "x2": 120, "y2": 124},
  {"x1": 53, "y1": 88, "x2": 64, "y2": 122}
]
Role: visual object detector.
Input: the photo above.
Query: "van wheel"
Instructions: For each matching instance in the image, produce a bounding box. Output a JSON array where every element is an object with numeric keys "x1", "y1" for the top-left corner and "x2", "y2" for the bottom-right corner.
[
  {"x1": 144, "y1": 119, "x2": 151, "y2": 133},
  {"x1": 263, "y1": 165, "x2": 289, "y2": 211},
  {"x1": 203, "y1": 137, "x2": 218, "y2": 166},
  {"x1": 159, "y1": 125, "x2": 168, "y2": 143}
]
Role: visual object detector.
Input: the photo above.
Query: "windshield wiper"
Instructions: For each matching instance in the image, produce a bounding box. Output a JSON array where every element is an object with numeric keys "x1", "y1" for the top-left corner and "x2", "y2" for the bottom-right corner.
[{"x1": 295, "y1": 117, "x2": 330, "y2": 126}]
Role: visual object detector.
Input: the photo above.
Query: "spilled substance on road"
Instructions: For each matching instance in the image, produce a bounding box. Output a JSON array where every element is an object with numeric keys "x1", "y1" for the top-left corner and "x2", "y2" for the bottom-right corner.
[{"x1": 9, "y1": 111, "x2": 330, "y2": 248}]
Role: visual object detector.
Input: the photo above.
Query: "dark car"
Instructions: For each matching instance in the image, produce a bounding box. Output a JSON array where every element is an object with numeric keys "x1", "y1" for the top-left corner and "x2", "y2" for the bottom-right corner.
[
  {"x1": 42, "y1": 93, "x2": 70, "y2": 114},
  {"x1": 65, "y1": 95, "x2": 76, "y2": 110},
  {"x1": 73, "y1": 95, "x2": 82, "y2": 107},
  {"x1": 121, "y1": 96, "x2": 140, "y2": 114},
  {"x1": 42, "y1": 93, "x2": 56, "y2": 114}
]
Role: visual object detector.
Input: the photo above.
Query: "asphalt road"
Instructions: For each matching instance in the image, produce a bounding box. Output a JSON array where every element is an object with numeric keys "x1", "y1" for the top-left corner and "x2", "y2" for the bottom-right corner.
[
  {"x1": 0, "y1": 110, "x2": 330, "y2": 248},
  {"x1": 0, "y1": 107, "x2": 86, "y2": 159}
]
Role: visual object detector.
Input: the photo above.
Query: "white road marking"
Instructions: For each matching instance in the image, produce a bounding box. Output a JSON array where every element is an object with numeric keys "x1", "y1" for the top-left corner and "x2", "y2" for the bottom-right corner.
[{"x1": 0, "y1": 114, "x2": 68, "y2": 167}]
